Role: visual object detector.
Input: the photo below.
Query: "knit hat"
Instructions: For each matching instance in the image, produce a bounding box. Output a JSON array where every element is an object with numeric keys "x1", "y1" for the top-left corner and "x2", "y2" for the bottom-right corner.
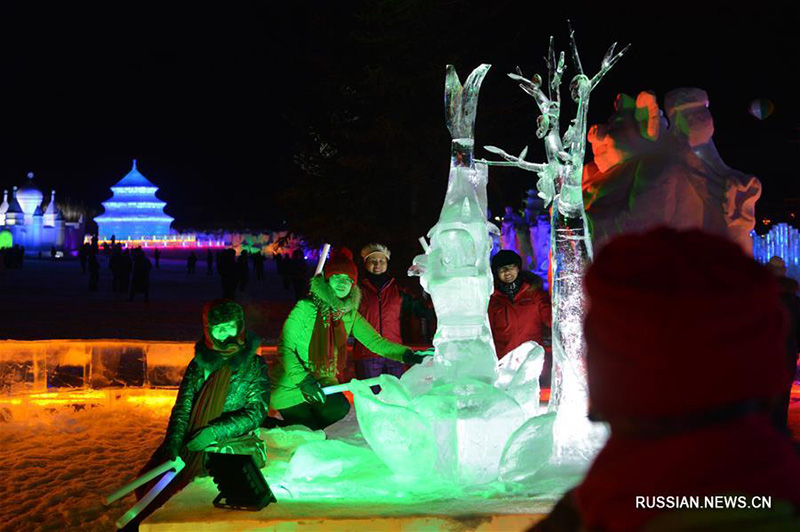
[
  {"x1": 584, "y1": 228, "x2": 789, "y2": 422},
  {"x1": 491, "y1": 250, "x2": 522, "y2": 274},
  {"x1": 325, "y1": 247, "x2": 358, "y2": 283},
  {"x1": 360, "y1": 243, "x2": 391, "y2": 262}
]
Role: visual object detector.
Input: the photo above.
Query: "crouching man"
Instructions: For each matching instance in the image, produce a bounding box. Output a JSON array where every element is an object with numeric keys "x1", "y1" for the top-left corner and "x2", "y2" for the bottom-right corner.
[{"x1": 124, "y1": 299, "x2": 270, "y2": 530}]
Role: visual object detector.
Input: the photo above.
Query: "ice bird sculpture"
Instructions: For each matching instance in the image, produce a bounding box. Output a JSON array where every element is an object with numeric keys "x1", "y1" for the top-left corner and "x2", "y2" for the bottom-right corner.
[{"x1": 410, "y1": 63, "x2": 499, "y2": 384}]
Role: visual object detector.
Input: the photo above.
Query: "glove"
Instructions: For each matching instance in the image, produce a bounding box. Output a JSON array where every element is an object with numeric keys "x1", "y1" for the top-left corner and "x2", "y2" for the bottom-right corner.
[
  {"x1": 186, "y1": 427, "x2": 217, "y2": 452},
  {"x1": 299, "y1": 375, "x2": 326, "y2": 405},
  {"x1": 402, "y1": 349, "x2": 432, "y2": 365},
  {"x1": 164, "y1": 441, "x2": 181, "y2": 462}
]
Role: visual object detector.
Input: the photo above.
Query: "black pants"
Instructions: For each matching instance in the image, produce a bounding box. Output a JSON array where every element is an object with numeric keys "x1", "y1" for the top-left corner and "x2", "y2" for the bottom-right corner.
[{"x1": 278, "y1": 393, "x2": 350, "y2": 431}]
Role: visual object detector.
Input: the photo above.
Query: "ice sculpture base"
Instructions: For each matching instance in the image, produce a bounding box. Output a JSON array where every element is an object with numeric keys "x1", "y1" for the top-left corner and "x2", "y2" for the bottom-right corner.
[
  {"x1": 145, "y1": 410, "x2": 577, "y2": 530},
  {"x1": 143, "y1": 485, "x2": 551, "y2": 531}
]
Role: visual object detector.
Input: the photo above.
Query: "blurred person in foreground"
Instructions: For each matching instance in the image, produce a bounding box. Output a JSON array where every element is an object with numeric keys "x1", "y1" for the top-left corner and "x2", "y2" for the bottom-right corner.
[{"x1": 533, "y1": 228, "x2": 800, "y2": 531}]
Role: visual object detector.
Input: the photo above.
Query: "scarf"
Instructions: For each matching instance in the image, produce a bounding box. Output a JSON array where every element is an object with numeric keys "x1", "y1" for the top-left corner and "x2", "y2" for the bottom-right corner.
[
  {"x1": 366, "y1": 272, "x2": 391, "y2": 290},
  {"x1": 136, "y1": 365, "x2": 233, "y2": 500},
  {"x1": 497, "y1": 277, "x2": 522, "y2": 300},
  {"x1": 308, "y1": 308, "x2": 348, "y2": 378}
]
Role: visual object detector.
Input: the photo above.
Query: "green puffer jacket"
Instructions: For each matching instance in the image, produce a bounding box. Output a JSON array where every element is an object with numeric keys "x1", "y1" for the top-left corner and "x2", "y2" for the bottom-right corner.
[
  {"x1": 164, "y1": 330, "x2": 270, "y2": 454},
  {"x1": 270, "y1": 275, "x2": 410, "y2": 410}
]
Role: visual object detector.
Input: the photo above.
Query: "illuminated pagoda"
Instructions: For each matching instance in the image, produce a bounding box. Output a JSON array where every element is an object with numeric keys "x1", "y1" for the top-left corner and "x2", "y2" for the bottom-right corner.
[{"x1": 94, "y1": 160, "x2": 174, "y2": 240}]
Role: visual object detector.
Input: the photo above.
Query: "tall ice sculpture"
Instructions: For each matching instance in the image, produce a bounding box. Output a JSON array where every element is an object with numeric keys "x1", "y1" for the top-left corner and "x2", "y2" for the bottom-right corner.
[
  {"x1": 345, "y1": 64, "x2": 544, "y2": 487},
  {"x1": 410, "y1": 63, "x2": 498, "y2": 384},
  {"x1": 483, "y1": 25, "x2": 628, "y2": 464}
]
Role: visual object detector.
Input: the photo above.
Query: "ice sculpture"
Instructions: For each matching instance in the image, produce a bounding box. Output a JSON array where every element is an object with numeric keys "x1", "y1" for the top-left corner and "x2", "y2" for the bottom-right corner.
[
  {"x1": 273, "y1": 40, "x2": 630, "y2": 495},
  {"x1": 524, "y1": 192, "x2": 551, "y2": 279},
  {"x1": 329, "y1": 64, "x2": 545, "y2": 487},
  {"x1": 482, "y1": 26, "x2": 628, "y2": 464},
  {"x1": 498, "y1": 412, "x2": 556, "y2": 484},
  {"x1": 495, "y1": 341, "x2": 545, "y2": 419},
  {"x1": 413, "y1": 379, "x2": 526, "y2": 485},
  {"x1": 349, "y1": 377, "x2": 438, "y2": 479},
  {"x1": 94, "y1": 159, "x2": 174, "y2": 240},
  {"x1": 411, "y1": 63, "x2": 499, "y2": 385},
  {"x1": 582, "y1": 88, "x2": 762, "y2": 255}
]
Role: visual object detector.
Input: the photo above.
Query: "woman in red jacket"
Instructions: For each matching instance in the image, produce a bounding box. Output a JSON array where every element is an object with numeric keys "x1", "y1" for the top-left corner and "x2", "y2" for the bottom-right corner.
[
  {"x1": 354, "y1": 243, "x2": 435, "y2": 380},
  {"x1": 488, "y1": 250, "x2": 551, "y2": 359}
]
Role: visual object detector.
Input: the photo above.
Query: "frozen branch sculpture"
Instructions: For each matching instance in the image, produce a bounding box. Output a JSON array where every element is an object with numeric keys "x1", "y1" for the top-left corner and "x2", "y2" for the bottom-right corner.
[{"x1": 480, "y1": 25, "x2": 629, "y2": 464}]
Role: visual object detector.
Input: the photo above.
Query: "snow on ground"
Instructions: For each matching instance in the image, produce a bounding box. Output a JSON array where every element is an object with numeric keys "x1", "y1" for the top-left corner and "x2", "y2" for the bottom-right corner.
[
  {"x1": 0, "y1": 400, "x2": 169, "y2": 532},
  {"x1": 0, "y1": 388, "x2": 797, "y2": 532}
]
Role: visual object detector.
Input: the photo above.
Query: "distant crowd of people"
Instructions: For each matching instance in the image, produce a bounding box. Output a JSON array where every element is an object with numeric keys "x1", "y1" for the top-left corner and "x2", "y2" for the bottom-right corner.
[
  {"x1": 78, "y1": 240, "x2": 153, "y2": 300},
  {"x1": 73, "y1": 239, "x2": 280, "y2": 303}
]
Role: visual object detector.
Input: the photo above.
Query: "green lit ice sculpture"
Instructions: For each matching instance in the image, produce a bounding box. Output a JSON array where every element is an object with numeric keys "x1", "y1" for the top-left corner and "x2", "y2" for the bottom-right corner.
[
  {"x1": 346, "y1": 64, "x2": 549, "y2": 487},
  {"x1": 278, "y1": 29, "x2": 628, "y2": 500}
]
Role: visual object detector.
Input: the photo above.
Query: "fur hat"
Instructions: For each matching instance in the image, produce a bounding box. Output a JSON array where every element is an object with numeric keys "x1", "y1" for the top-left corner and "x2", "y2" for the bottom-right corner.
[
  {"x1": 491, "y1": 250, "x2": 522, "y2": 274},
  {"x1": 325, "y1": 247, "x2": 358, "y2": 283},
  {"x1": 360, "y1": 243, "x2": 391, "y2": 262}
]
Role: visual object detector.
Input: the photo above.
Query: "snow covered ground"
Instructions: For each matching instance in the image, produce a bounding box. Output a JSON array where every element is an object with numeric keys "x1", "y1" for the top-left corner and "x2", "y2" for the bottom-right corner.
[
  {"x1": 0, "y1": 393, "x2": 174, "y2": 532},
  {"x1": 0, "y1": 386, "x2": 797, "y2": 532}
]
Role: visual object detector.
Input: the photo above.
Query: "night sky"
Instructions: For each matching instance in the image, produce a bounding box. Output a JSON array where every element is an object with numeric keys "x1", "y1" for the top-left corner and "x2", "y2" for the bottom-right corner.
[{"x1": 0, "y1": 2, "x2": 797, "y2": 232}]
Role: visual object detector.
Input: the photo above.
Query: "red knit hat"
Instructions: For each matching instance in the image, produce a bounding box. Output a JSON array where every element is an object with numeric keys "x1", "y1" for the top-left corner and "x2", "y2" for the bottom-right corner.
[
  {"x1": 324, "y1": 247, "x2": 358, "y2": 283},
  {"x1": 584, "y1": 228, "x2": 789, "y2": 422}
]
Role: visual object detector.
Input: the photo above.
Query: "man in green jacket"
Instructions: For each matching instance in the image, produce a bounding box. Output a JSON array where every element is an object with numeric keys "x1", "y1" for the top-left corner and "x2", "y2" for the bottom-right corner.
[{"x1": 269, "y1": 248, "x2": 422, "y2": 430}]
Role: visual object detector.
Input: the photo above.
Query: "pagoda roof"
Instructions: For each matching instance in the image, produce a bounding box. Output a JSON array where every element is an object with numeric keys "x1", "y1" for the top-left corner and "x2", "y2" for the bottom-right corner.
[{"x1": 112, "y1": 159, "x2": 159, "y2": 189}]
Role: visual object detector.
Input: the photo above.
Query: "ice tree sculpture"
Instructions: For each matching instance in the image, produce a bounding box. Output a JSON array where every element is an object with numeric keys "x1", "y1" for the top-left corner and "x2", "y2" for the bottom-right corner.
[
  {"x1": 410, "y1": 63, "x2": 499, "y2": 385},
  {"x1": 482, "y1": 26, "x2": 628, "y2": 464}
]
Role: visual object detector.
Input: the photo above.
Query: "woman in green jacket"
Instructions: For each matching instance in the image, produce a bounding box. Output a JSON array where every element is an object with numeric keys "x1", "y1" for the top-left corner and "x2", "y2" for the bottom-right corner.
[{"x1": 269, "y1": 249, "x2": 420, "y2": 430}]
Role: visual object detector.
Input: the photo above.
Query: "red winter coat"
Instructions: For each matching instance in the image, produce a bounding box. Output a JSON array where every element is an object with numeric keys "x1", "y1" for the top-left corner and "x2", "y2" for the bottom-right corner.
[
  {"x1": 488, "y1": 281, "x2": 552, "y2": 359},
  {"x1": 354, "y1": 278, "x2": 404, "y2": 360}
]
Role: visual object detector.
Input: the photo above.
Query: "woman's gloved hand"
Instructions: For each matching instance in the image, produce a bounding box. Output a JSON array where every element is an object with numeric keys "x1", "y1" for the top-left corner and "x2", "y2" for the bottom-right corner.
[
  {"x1": 299, "y1": 375, "x2": 326, "y2": 404},
  {"x1": 186, "y1": 427, "x2": 217, "y2": 452},
  {"x1": 402, "y1": 349, "x2": 433, "y2": 365}
]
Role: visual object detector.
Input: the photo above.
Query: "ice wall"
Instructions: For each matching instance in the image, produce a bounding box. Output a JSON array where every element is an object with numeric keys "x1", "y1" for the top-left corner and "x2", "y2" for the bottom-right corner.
[{"x1": 0, "y1": 340, "x2": 195, "y2": 394}]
